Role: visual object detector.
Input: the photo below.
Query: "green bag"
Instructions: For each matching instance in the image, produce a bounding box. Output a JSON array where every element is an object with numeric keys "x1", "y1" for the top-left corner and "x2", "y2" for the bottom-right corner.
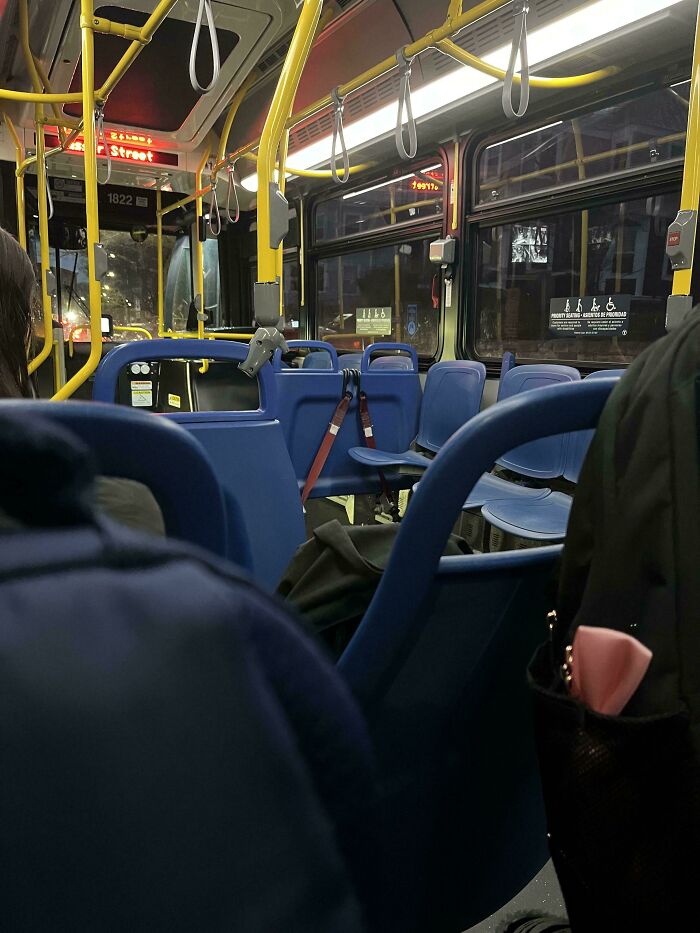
[{"x1": 278, "y1": 519, "x2": 471, "y2": 659}]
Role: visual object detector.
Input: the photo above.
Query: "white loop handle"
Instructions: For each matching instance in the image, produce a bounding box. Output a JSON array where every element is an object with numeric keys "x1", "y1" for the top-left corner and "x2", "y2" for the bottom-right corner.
[
  {"x1": 395, "y1": 48, "x2": 417, "y2": 160},
  {"x1": 96, "y1": 107, "x2": 112, "y2": 185},
  {"x1": 190, "y1": 0, "x2": 221, "y2": 94},
  {"x1": 45, "y1": 159, "x2": 54, "y2": 221},
  {"x1": 225, "y1": 162, "x2": 240, "y2": 224},
  {"x1": 208, "y1": 174, "x2": 221, "y2": 238},
  {"x1": 502, "y1": 3, "x2": 530, "y2": 120},
  {"x1": 330, "y1": 87, "x2": 350, "y2": 185}
]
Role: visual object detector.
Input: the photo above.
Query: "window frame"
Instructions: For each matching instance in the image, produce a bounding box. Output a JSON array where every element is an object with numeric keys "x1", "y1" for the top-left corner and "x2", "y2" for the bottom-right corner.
[
  {"x1": 308, "y1": 152, "x2": 448, "y2": 365},
  {"x1": 460, "y1": 80, "x2": 688, "y2": 371}
]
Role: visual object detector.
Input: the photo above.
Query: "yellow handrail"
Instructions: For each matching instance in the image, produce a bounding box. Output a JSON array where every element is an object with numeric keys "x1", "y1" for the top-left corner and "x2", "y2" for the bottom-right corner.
[
  {"x1": 672, "y1": 1, "x2": 700, "y2": 299},
  {"x1": 257, "y1": 0, "x2": 323, "y2": 286},
  {"x1": 435, "y1": 38, "x2": 619, "y2": 88},
  {"x1": 2, "y1": 114, "x2": 27, "y2": 250},
  {"x1": 27, "y1": 121, "x2": 55, "y2": 377},
  {"x1": 114, "y1": 325, "x2": 153, "y2": 339},
  {"x1": 53, "y1": 0, "x2": 103, "y2": 400},
  {"x1": 217, "y1": 70, "x2": 259, "y2": 166}
]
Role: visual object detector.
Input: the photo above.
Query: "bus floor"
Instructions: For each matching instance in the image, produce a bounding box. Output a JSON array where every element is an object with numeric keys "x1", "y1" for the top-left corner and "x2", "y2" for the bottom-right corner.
[{"x1": 465, "y1": 861, "x2": 565, "y2": 931}]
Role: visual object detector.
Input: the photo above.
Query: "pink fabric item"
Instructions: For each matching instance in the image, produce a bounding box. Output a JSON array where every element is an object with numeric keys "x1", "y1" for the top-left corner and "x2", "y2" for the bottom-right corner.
[{"x1": 569, "y1": 626, "x2": 652, "y2": 716}]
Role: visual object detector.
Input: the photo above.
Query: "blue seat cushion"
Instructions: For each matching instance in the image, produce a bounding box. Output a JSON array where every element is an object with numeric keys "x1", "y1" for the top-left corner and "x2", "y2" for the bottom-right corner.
[
  {"x1": 462, "y1": 473, "x2": 552, "y2": 510},
  {"x1": 481, "y1": 490, "x2": 573, "y2": 541},
  {"x1": 348, "y1": 446, "x2": 433, "y2": 470}
]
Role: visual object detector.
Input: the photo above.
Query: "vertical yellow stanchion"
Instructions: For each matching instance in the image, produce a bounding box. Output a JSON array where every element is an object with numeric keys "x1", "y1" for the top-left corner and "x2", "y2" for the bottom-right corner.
[
  {"x1": 667, "y1": 1, "x2": 700, "y2": 323},
  {"x1": 53, "y1": 0, "x2": 102, "y2": 400},
  {"x1": 28, "y1": 116, "x2": 55, "y2": 379},
  {"x1": 156, "y1": 185, "x2": 165, "y2": 337},
  {"x1": 276, "y1": 130, "x2": 290, "y2": 320},
  {"x1": 3, "y1": 116, "x2": 27, "y2": 250},
  {"x1": 194, "y1": 141, "x2": 211, "y2": 341}
]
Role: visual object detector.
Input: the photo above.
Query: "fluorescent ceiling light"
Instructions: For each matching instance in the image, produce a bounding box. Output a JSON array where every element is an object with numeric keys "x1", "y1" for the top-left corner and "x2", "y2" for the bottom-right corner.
[{"x1": 242, "y1": 0, "x2": 683, "y2": 192}]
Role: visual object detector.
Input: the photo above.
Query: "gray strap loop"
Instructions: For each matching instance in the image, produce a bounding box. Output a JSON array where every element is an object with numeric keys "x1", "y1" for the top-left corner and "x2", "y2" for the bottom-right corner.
[
  {"x1": 330, "y1": 87, "x2": 350, "y2": 185},
  {"x1": 208, "y1": 172, "x2": 221, "y2": 237},
  {"x1": 395, "y1": 47, "x2": 417, "y2": 160},
  {"x1": 95, "y1": 106, "x2": 112, "y2": 185},
  {"x1": 225, "y1": 162, "x2": 240, "y2": 224},
  {"x1": 190, "y1": 0, "x2": 221, "y2": 94},
  {"x1": 502, "y1": 3, "x2": 530, "y2": 119}
]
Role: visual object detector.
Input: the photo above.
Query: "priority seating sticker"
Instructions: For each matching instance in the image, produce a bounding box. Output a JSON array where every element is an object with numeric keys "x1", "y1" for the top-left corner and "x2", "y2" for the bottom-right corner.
[{"x1": 549, "y1": 295, "x2": 631, "y2": 337}]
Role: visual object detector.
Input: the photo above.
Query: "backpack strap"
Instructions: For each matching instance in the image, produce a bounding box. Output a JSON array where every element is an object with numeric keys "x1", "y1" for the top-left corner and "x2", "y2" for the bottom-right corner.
[
  {"x1": 358, "y1": 380, "x2": 400, "y2": 522},
  {"x1": 301, "y1": 370, "x2": 355, "y2": 507}
]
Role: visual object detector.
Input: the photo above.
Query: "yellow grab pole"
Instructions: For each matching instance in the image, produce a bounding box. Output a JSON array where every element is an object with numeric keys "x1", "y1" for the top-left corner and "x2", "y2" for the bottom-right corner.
[
  {"x1": 53, "y1": 0, "x2": 103, "y2": 400},
  {"x1": 299, "y1": 195, "x2": 305, "y2": 311},
  {"x1": 3, "y1": 115, "x2": 27, "y2": 250},
  {"x1": 671, "y1": 1, "x2": 700, "y2": 299},
  {"x1": 435, "y1": 39, "x2": 618, "y2": 87},
  {"x1": 237, "y1": 150, "x2": 371, "y2": 180},
  {"x1": 217, "y1": 70, "x2": 259, "y2": 166},
  {"x1": 114, "y1": 325, "x2": 153, "y2": 339},
  {"x1": 157, "y1": 186, "x2": 165, "y2": 337},
  {"x1": 276, "y1": 129, "x2": 290, "y2": 318},
  {"x1": 451, "y1": 138, "x2": 459, "y2": 232},
  {"x1": 194, "y1": 139, "x2": 212, "y2": 342},
  {"x1": 27, "y1": 118, "x2": 55, "y2": 378},
  {"x1": 257, "y1": 0, "x2": 323, "y2": 285}
]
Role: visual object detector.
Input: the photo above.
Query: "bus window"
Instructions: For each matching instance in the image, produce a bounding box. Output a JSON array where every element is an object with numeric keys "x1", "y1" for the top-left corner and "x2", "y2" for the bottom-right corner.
[
  {"x1": 477, "y1": 82, "x2": 689, "y2": 207},
  {"x1": 316, "y1": 237, "x2": 439, "y2": 358},
  {"x1": 473, "y1": 191, "x2": 678, "y2": 365},
  {"x1": 314, "y1": 162, "x2": 444, "y2": 243}
]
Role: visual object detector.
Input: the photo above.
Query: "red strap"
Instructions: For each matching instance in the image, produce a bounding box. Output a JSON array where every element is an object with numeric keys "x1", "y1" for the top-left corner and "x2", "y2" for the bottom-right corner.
[
  {"x1": 359, "y1": 391, "x2": 398, "y2": 513},
  {"x1": 301, "y1": 391, "x2": 353, "y2": 505}
]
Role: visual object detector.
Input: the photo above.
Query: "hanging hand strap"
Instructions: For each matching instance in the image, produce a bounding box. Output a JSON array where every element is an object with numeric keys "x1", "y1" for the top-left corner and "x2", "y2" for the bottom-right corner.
[
  {"x1": 208, "y1": 171, "x2": 222, "y2": 237},
  {"x1": 502, "y1": 3, "x2": 530, "y2": 119},
  {"x1": 330, "y1": 87, "x2": 350, "y2": 185},
  {"x1": 301, "y1": 370, "x2": 354, "y2": 505},
  {"x1": 44, "y1": 159, "x2": 54, "y2": 221},
  {"x1": 190, "y1": 0, "x2": 221, "y2": 94},
  {"x1": 395, "y1": 47, "x2": 418, "y2": 160},
  {"x1": 95, "y1": 105, "x2": 112, "y2": 185},
  {"x1": 225, "y1": 162, "x2": 240, "y2": 224},
  {"x1": 358, "y1": 388, "x2": 400, "y2": 521}
]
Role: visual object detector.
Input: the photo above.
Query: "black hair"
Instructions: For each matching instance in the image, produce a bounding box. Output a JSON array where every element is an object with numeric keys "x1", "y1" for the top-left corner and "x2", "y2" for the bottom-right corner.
[{"x1": 0, "y1": 227, "x2": 37, "y2": 398}]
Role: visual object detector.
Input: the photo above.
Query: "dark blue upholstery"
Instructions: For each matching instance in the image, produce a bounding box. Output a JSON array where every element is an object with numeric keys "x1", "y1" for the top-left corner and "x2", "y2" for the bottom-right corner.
[
  {"x1": 498, "y1": 350, "x2": 516, "y2": 388},
  {"x1": 94, "y1": 340, "x2": 304, "y2": 588},
  {"x1": 274, "y1": 342, "x2": 422, "y2": 498},
  {"x1": 482, "y1": 369, "x2": 625, "y2": 541},
  {"x1": 273, "y1": 341, "x2": 339, "y2": 372},
  {"x1": 304, "y1": 350, "x2": 334, "y2": 369},
  {"x1": 348, "y1": 361, "x2": 486, "y2": 471},
  {"x1": 362, "y1": 343, "x2": 419, "y2": 372},
  {"x1": 340, "y1": 378, "x2": 619, "y2": 932},
  {"x1": 338, "y1": 352, "x2": 363, "y2": 368},
  {"x1": 0, "y1": 399, "x2": 228, "y2": 559}
]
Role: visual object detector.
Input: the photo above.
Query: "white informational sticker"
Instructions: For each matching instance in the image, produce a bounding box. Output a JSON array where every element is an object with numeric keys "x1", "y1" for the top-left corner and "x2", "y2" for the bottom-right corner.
[
  {"x1": 445, "y1": 279, "x2": 453, "y2": 308},
  {"x1": 136, "y1": 195, "x2": 149, "y2": 208},
  {"x1": 131, "y1": 380, "x2": 152, "y2": 407},
  {"x1": 356, "y1": 307, "x2": 392, "y2": 336},
  {"x1": 168, "y1": 393, "x2": 181, "y2": 409}
]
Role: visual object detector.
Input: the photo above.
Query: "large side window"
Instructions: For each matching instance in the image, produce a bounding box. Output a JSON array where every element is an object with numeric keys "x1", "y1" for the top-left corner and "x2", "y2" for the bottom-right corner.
[
  {"x1": 477, "y1": 82, "x2": 688, "y2": 206},
  {"x1": 467, "y1": 82, "x2": 686, "y2": 366},
  {"x1": 473, "y1": 192, "x2": 678, "y2": 364},
  {"x1": 316, "y1": 237, "x2": 440, "y2": 358},
  {"x1": 311, "y1": 159, "x2": 446, "y2": 359}
]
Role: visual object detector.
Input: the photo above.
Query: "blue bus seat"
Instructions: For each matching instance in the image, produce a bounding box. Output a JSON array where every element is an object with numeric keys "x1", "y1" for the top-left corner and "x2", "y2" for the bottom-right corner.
[
  {"x1": 462, "y1": 363, "x2": 580, "y2": 510},
  {"x1": 339, "y1": 377, "x2": 619, "y2": 933},
  {"x1": 338, "y1": 352, "x2": 363, "y2": 368},
  {"x1": 94, "y1": 340, "x2": 305, "y2": 589},
  {"x1": 273, "y1": 340, "x2": 339, "y2": 372},
  {"x1": 0, "y1": 399, "x2": 229, "y2": 559},
  {"x1": 498, "y1": 350, "x2": 516, "y2": 389},
  {"x1": 275, "y1": 341, "x2": 422, "y2": 498},
  {"x1": 365, "y1": 343, "x2": 419, "y2": 372},
  {"x1": 369, "y1": 355, "x2": 414, "y2": 371},
  {"x1": 482, "y1": 369, "x2": 624, "y2": 540},
  {"x1": 303, "y1": 350, "x2": 334, "y2": 369},
  {"x1": 348, "y1": 360, "x2": 486, "y2": 472}
]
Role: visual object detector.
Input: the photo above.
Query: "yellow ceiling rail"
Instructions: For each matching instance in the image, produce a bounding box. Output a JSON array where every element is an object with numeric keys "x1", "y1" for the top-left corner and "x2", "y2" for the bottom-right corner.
[
  {"x1": 2, "y1": 114, "x2": 27, "y2": 250},
  {"x1": 436, "y1": 38, "x2": 619, "y2": 87},
  {"x1": 238, "y1": 150, "x2": 372, "y2": 180},
  {"x1": 217, "y1": 70, "x2": 260, "y2": 166}
]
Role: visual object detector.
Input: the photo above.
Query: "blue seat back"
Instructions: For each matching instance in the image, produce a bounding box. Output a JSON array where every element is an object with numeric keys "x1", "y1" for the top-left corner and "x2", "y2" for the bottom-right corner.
[
  {"x1": 0, "y1": 399, "x2": 228, "y2": 559},
  {"x1": 337, "y1": 352, "x2": 363, "y2": 368},
  {"x1": 339, "y1": 377, "x2": 618, "y2": 932},
  {"x1": 564, "y1": 368, "x2": 625, "y2": 482},
  {"x1": 94, "y1": 340, "x2": 305, "y2": 589},
  {"x1": 303, "y1": 350, "x2": 334, "y2": 369},
  {"x1": 364, "y1": 343, "x2": 419, "y2": 372},
  {"x1": 496, "y1": 364, "x2": 581, "y2": 478},
  {"x1": 416, "y1": 361, "x2": 487, "y2": 453},
  {"x1": 275, "y1": 341, "x2": 422, "y2": 498},
  {"x1": 499, "y1": 350, "x2": 516, "y2": 386}
]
